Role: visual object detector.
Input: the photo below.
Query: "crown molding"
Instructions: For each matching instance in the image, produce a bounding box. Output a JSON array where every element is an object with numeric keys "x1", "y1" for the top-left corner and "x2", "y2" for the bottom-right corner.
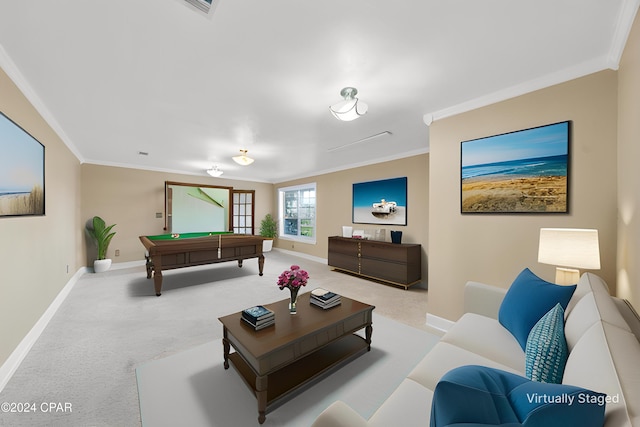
[
  {"x1": 426, "y1": 2, "x2": 639, "y2": 123},
  {"x1": 0, "y1": 43, "x2": 84, "y2": 163},
  {"x1": 426, "y1": 56, "x2": 611, "y2": 123},
  {"x1": 608, "y1": 0, "x2": 640, "y2": 69}
]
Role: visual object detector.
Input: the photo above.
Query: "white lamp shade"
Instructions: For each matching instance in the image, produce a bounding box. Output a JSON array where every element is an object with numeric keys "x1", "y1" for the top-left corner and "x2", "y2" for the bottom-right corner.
[
  {"x1": 232, "y1": 150, "x2": 254, "y2": 166},
  {"x1": 538, "y1": 228, "x2": 601, "y2": 269},
  {"x1": 329, "y1": 99, "x2": 368, "y2": 121},
  {"x1": 207, "y1": 166, "x2": 223, "y2": 177}
]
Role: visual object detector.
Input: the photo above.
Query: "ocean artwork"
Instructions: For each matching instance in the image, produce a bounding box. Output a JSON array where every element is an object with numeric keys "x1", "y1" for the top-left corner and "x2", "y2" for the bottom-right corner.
[
  {"x1": 353, "y1": 177, "x2": 407, "y2": 225},
  {"x1": 461, "y1": 121, "x2": 569, "y2": 213},
  {"x1": 0, "y1": 112, "x2": 45, "y2": 217}
]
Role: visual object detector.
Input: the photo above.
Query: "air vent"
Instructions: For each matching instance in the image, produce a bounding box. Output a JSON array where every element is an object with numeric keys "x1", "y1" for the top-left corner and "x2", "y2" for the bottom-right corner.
[
  {"x1": 327, "y1": 131, "x2": 392, "y2": 152},
  {"x1": 185, "y1": 0, "x2": 214, "y2": 13}
]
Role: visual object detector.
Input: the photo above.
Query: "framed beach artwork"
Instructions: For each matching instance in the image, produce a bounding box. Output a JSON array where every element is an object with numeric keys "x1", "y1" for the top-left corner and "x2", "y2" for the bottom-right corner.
[
  {"x1": 0, "y1": 112, "x2": 45, "y2": 217},
  {"x1": 353, "y1": 177, "x2": 407, "y2": 225},
  {"x1": 461, "y1": 121, "x2": 570, "y2": 214}
]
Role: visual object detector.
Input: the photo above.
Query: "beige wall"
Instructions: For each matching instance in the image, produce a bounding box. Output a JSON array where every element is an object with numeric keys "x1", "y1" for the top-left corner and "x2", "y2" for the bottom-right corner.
[
  {"x1": 274, "y1": 154, "x2": 429, "y2": 286},
  {"x1": 617, "y1": 11, "x2": 640, "y2": 311},
  {"x1": 428, "y1": 70, "x2": 619, "y2": 321},
  {"x1": 0, "y1": 67, "x2": 82, "y2": 366},
  {"x1": 80, "y1": 164, "x2": 275, "y2": 264}
]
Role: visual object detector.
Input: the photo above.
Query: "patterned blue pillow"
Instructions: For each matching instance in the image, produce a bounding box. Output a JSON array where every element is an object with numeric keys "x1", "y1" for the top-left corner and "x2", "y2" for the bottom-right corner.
[{"x1": 525, "y1": 303, "x2": 568, "y2": 384}]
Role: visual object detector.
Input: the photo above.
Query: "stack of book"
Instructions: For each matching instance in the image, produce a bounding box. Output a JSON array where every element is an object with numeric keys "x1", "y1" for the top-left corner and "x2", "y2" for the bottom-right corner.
[
  {"x1": 242, "y1": 305, "x2": 275, "y2": 330},
  {"x1": 310, "y1": 288, "x2": 341, "y2": 309}
]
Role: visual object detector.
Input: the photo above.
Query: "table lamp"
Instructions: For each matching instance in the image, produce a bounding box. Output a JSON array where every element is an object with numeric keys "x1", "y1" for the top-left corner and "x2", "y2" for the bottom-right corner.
[{"x1": 537, "y1": 228, "x2": 601, "y2": 285}]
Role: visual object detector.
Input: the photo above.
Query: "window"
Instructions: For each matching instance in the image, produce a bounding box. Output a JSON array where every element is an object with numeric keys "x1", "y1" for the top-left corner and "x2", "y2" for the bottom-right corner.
[
  {"x1": 278, "y1": 183, "x2": 316, "y2": 243},
  {"x1": 232, "y1": 190, "x2": 255, "y2": 235}
]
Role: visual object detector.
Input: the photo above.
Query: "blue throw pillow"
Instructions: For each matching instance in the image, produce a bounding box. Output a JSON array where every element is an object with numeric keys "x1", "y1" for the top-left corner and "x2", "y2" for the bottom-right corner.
[
  {"x1": 431, "y1": 365, "x2": 606, "y2": 427},
  {"x1": 525, "y1": 303, "x2": 568, "y2": 384},
  {"x1": 499, "y1": 268, "x2": 576, "y2": 350},
  {"x1": 509, "y1": 378, "x2": 606, "y2": 426}
]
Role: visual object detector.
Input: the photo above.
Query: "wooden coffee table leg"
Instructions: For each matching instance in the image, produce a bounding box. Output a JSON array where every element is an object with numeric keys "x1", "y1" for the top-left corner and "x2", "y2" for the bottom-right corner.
[
  {"x1": 365, "y1": 323, "x2": 373, "y2": 351},
  {"x1": 256, "y1": 375, "x2": 268, "y2": 424},
  {"x1": 223, "y1": 330, "x2": 230, "y2": 369}
]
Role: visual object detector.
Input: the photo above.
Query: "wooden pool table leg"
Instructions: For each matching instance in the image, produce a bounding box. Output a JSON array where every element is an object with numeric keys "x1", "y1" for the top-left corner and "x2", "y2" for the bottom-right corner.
[
  {"x1": 145, "y1": 255, "x2": 153, "y2": 279},
  {"x1": 258, "y1": 255, "x2": 264, "y2": 276},
  {"x1": 153, "y1": 273, "x2": 163, "y2": 296},
  {"x1": 152, "y1": 256, "x2": 163, "y2": 296}
]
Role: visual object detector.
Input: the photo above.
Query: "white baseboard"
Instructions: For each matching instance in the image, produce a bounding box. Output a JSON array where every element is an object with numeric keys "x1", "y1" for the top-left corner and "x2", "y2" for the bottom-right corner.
[
  {"x1": 0, "y1": 267, "x2": 88, "y2": 392},
  {"x1": 272, "y1": 247, "x2": 328, "y2": 265},
  {"x1": 426, "y1": 313, "x2": 455, "y2": 333},
  {"x1": 111, "y1": 259, "x2": 146, "y2": 270}
]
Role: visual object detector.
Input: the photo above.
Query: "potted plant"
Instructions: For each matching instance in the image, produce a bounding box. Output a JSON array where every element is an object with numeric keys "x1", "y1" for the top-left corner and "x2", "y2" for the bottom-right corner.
[
  {"x1": 86, "y1": 216, "x2": 117, "y2": 273},
  {"x1": 259, "y1": 213, "x2": 277, "y2": 252}
]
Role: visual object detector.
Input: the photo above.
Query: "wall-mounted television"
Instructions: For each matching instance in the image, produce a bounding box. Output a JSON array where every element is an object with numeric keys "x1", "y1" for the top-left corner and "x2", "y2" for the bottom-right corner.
[{"x1": 461, "y1": 121, "x2": 570, "y2": 214}]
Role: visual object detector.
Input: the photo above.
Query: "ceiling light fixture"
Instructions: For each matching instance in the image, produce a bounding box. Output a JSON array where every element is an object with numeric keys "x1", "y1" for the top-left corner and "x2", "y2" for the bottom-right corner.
[
  {"x1": 207, "y1": 165, "x2": 223, "y2": 177},
  {"x1": 232, "y1": 149, "x2": 254, "y2": 166},
  {"x1": 329, "y1": 87, "x2": 368, "y2": 121}
]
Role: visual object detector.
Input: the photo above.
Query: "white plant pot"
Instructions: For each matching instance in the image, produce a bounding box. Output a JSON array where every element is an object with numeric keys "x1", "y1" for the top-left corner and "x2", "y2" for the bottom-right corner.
[
  {"x1": 262, "y1": 239, "x2": 273, "y2": 252},
  {"x1": 94, "y1": 259, "x2": 112, "y2": 273}
]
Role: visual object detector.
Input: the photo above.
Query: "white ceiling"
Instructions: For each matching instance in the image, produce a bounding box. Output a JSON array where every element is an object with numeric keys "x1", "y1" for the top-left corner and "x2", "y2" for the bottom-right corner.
[{"x1": 0, "y1": 0, "x2": 637, "y2": 183}]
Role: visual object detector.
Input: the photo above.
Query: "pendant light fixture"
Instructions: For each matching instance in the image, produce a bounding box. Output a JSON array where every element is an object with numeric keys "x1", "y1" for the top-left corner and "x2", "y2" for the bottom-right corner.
[
  {"x1": 329, "y1": 87, "x2": 368, "y2": 121},
  {"x1": 207, "y1": 165, "x2": 223, "y2": 177},
  {"x1": 232, "y1": 149, "x2": 254, "y2": 166}
]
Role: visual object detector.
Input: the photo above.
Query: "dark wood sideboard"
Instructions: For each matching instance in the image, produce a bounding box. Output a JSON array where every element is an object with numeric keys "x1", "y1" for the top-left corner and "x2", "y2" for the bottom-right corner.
[{"x1": 328, "y1": 236, "x2": 421, "y2": 289}]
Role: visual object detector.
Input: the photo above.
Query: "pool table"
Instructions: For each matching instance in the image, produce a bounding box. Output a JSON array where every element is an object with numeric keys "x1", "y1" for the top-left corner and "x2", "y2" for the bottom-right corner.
[{"x1": 139, "y1": 232, "x2": 265, "y2": 296}]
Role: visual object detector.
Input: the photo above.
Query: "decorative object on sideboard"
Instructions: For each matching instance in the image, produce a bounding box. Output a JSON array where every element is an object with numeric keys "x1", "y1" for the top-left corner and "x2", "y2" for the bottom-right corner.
[
  {"x1": 86, "y1": 216, "x2": 117, "y2": 273},
  {"x1": 537, "y1": 228, "x2": 600, "y2": 285},
  {"x1": 351, "y1": 229, "x2": 365, "y2": 239},
  {"x1": 342, "y1": 226, "x2": 353, "y2": 238},
  {"x1": 391, "y1": 230, "x2": 403, "y2": 244}
]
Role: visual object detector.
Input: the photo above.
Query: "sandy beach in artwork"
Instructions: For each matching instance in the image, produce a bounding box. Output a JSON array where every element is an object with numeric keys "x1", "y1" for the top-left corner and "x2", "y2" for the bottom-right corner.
[
  {"x1": 462, "y1": 175, "x2": 567, "y2": 213},
  {"x1": 0, "y1": 188, "x2": 44, "y2": 216}
]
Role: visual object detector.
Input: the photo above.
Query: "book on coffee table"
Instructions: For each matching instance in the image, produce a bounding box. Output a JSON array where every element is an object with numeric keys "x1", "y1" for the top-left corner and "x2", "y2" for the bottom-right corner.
[
  {"x1": 242, "y1": 305, "x2": 275, "y2": 330},
  {"x1": 310, "y1": 288, "x2": 341, "y2": 309},
  {"x1": 242, "y1": 316, "x2": 275, "y2": 330}
]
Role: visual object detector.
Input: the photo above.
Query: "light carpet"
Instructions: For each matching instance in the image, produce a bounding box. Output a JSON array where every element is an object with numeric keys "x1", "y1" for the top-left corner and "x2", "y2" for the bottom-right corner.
[{"x1": 136, "y1": 313, "x2": 439, "y2": 427}]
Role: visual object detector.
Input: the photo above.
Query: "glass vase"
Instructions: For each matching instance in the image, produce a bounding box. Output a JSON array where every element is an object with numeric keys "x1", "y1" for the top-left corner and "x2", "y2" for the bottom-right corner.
[{"x1": 289, "y1": 287, "x2": 299, "y2": 314}]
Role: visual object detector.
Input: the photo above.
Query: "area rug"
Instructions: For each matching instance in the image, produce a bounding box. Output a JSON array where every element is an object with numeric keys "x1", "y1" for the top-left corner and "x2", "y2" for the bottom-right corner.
[{"x1": 136, "y1": 313, "x2": 439, "y2": 427}]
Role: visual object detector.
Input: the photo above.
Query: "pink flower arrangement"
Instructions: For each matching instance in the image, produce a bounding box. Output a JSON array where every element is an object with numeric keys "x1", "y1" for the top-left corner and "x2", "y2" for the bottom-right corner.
[{"x1": 277, "y1": 265, "x2": 309, "y2": 290}]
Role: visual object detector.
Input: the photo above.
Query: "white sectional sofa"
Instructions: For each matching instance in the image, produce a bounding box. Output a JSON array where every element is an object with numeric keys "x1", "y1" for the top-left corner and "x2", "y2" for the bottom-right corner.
[{"x1": 311, "y1": 273, "x2": 640, "y2": 427}]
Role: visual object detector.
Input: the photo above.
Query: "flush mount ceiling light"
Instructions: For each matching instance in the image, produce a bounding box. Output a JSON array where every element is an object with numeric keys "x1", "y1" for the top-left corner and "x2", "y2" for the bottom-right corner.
[
  {"x1": 206, "y1": 165, "x2": 223, "y2": 177},
  {"x1": 329, "y1": 87, "x2": 368, "y2": 121},
  {"x1": 232, "y1": 149, "x2": 254, "y2": 166}
]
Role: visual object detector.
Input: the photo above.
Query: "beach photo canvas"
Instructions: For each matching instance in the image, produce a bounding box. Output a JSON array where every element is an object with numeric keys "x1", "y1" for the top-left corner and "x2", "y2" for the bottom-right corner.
[
  {"x1": 0, "y1": 112, "x2": 45, "y2": 217},
  {"x1": 461, "y1": 121, "x2": 569, "y2": 213},
  {"x1": 353, "y1": 177, "x2": 407, "y2": 225}
]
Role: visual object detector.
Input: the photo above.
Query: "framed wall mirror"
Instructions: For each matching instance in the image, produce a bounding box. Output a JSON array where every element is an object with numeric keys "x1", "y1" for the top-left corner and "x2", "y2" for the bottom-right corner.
[{"x1": 164, "y1": 181, "x2": 233, "y2": 233}]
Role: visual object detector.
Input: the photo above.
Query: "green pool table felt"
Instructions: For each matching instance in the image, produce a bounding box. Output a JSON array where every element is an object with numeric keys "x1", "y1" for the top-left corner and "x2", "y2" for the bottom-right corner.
[{"x1": 145, "y1": 231, "x2": 234, "y2": 240}]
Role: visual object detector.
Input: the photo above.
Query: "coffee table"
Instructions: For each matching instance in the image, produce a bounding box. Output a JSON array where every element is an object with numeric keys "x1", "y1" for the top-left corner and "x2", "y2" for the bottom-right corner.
[{"x1": 218, "y1": 292, "x2": 375, "y2": 424}]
